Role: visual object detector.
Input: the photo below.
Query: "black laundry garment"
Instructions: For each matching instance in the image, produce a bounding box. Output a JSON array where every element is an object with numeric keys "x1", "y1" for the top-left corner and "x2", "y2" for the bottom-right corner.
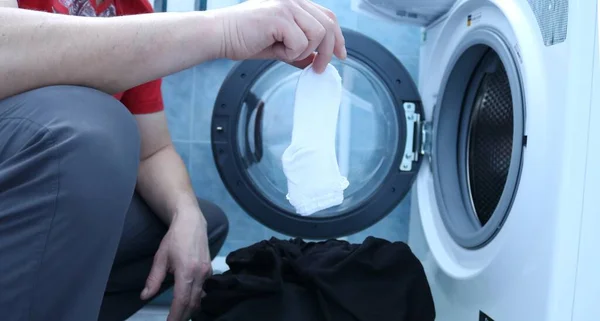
[{"x1": 195, "y1": 237, "x2": 435, "y2": 321}]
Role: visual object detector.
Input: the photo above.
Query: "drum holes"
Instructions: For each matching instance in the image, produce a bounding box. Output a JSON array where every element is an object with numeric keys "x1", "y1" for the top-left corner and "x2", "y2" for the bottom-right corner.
[{"x1": 240, "y1": 73, "x2": 247, "y2": 79}]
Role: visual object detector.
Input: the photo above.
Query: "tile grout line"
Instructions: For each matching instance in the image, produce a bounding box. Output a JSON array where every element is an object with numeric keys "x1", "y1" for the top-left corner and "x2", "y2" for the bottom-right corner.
[
  {"x1": 188, "y1": 66, "x2": 197, "y2": 174},
  {"x1": 172, "y1": 139, "x2": 211, "y2": 144}
]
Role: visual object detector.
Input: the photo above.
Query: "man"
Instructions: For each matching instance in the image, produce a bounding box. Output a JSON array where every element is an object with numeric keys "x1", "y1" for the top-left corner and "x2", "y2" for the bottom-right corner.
[{"x1": 0, "y1": 0, "x2": 346, "y2": 321}]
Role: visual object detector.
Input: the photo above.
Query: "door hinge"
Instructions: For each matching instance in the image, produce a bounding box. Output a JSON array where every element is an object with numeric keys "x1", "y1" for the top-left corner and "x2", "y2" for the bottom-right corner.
[{"x1": 400, "y1": 102, "x2": 432, "y2": 172}]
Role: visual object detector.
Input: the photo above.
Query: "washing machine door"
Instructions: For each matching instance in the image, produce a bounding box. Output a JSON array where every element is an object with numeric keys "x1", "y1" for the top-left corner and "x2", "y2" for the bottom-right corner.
[{"x1": 210, "y1": 29, "x2": 424, "y2": 239}]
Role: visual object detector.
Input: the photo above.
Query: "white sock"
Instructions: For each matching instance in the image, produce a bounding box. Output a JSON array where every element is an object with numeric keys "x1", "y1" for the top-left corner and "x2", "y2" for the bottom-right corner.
[{"x1": 281, "y1": 63, "x2": 349, "y2": 216}]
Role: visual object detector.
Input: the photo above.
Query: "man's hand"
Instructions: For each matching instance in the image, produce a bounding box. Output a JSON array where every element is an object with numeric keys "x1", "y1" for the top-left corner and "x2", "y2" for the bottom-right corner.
[
  {"x1": 216, "y1": 0, "x2": 347, "y2": 73},
  {"x1": 140, "y1": 212, "x2": 212, "y2": 321}
]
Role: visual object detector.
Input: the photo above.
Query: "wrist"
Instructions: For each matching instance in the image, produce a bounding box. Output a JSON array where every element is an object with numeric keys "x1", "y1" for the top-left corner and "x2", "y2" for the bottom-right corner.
[
  {"x1": 170, "y1": 198, "x2": 207, "y2": 227},
  {"x1": 166, "y1": 11, "x2": 227, "y2": 63},
  {"x1": 189, "y1": 10, "x2": 228, "y2": 61}
]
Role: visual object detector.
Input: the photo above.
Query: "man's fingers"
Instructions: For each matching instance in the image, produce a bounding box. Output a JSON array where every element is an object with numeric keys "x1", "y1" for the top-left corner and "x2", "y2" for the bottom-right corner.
[
  {"x1": 291, "y1": 5, "x2": 326, "y2": 61},
  {"x1": 290, "y1": 53, "x2": 316, "y2": 69},
  {"x1": 313, "y1": 31, "x2": 335, "y2": 73},
  {"x1": 141, "y1": 250, "x2": 168, "y2": 300},
  {"x1": 167, "y1": 271, "x2": 193, "y2": 321},
  {"x1": 275, "y1": 16, "x2": 309, "y2": 62},
  {"x1": 297, "y1": 1, "x2": 339, "y2": 72},
  {"x1": 167, "y1": 261, "x2": 211, "y2": 321},
  {"x1": 167, "y1": 300, "x2": 189, "y2": 321},
  {"x1": 312, "y1": 2, "x2": 347, "y2": 59},
  {"x1": 189, "y1": 262, "x2": 211, "y2": 312}
]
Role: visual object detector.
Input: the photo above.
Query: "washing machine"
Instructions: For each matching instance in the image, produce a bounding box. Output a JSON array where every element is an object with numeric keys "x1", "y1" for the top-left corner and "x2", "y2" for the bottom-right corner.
[
  {"x1": 406, "y1": 0, "x2": 600, "y2": 320},
  {"x1": 209, "y1": 0, "x2": 600, "y2": 320}
]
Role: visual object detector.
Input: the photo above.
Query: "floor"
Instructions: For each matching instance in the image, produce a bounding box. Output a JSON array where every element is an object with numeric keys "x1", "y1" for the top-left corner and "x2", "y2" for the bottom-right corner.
[{"x1": 127, "y1": 307, "x2": 170, "y2": 321}]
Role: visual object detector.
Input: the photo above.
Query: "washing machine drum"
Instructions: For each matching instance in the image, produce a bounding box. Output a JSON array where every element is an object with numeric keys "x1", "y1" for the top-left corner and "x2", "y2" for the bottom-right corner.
[
  {"x1": 466, "y1": 57, "x2": 514, "y2": 225},
  {"x1": 426, "y1": 40, "x2": 525, "y2": 249},
  {"x1": 211, "y1": 29, "x2": 524, "y2": 242}
]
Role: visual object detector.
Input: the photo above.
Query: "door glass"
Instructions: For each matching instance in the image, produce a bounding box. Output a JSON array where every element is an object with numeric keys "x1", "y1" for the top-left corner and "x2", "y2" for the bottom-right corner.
[{"x1": 237, "y1": 58, "x2": 399, "y2": 217}]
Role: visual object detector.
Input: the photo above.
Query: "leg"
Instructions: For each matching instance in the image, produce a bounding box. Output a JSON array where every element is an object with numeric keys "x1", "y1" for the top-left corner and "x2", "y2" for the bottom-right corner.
[
  {"x1": 98, "y1": 193, "x2": 229, "y2": 321},
  {"x1": 0, "y1": 86, "x2": 141, "y2": 321}
]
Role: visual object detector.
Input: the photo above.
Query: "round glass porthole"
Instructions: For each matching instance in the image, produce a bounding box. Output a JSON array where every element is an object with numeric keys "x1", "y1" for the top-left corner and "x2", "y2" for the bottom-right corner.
[
  {"x1": 236, "y1": 58, "x2": 399, "y2": 216},
  {"x1": 211, "y1": 29, "x2": 423, "y2": 239},
  {"x1": 432, "y1": 29, "x2": 525, "y2": 249}
]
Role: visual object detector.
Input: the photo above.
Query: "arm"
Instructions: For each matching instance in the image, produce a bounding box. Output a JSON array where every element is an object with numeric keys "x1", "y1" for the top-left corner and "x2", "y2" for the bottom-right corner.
[
  {"x1": 134, "y1": 111, "x2": 203, "y2": 227},
  {"x1": 135, "y1": 109, "x2": 215, "y2": 321},
  {"x1": 0, "y1": 7, "x2": 223, "y2": 100}
]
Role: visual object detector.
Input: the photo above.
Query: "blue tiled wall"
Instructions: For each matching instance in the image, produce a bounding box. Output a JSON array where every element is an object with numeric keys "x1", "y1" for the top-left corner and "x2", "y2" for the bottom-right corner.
[{"x1": 163, "y1": 0, "x2": 422, "y2": 255}]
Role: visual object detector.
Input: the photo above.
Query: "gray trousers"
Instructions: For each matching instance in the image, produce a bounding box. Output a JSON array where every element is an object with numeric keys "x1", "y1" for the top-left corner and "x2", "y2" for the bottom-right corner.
[{"x1": 0, "y1": 86, "x2": 229, "y2": 321}]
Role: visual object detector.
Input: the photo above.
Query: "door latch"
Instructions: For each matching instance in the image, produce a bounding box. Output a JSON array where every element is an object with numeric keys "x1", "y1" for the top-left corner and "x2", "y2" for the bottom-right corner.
[{"x1": 400, "y1": 102, "x2": 432, "y2": 172}]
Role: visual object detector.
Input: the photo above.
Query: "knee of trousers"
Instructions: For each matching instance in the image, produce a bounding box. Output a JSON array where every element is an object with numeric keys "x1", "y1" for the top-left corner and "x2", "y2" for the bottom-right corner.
[{"x1": 13, "y1": 85, "x2": 141, "y2": 217}]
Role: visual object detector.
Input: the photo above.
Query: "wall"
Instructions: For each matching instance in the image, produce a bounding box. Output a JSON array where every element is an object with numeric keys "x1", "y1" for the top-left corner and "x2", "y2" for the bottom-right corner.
[{"x1": 160, "y1": 0, "x2": 422, "y2": 255}]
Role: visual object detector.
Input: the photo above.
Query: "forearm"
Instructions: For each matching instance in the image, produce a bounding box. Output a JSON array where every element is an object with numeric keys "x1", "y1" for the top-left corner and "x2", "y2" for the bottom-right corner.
[
  {"x1": 136, "y1": 144, "x2": 205, "y2": 226},
  {"x1": 0, "y1": 8, "x2": 224, "y2": 99}
]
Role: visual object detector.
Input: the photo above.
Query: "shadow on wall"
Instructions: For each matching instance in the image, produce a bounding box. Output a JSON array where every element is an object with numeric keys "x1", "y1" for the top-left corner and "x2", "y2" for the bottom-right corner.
[{"x1": 161, "y1": 0, "x2": 422, "y2": 255}]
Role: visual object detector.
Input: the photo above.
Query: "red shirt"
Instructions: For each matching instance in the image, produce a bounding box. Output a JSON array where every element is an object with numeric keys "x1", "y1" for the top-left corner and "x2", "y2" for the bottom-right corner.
[{"x1": 17, "y1": 0, "x2": 164, "y2": 114}]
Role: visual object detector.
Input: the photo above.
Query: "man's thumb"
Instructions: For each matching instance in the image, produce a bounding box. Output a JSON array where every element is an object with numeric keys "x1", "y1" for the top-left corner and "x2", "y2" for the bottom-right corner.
[{"x1": 141, "y1": 253, "x2": 167, "y2": 300}]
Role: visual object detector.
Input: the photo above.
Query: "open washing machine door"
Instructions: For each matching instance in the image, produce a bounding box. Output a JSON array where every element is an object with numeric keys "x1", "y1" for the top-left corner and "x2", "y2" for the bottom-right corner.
[{"x1": 211, "y1": 28, "x2": 425, "y2": 239}]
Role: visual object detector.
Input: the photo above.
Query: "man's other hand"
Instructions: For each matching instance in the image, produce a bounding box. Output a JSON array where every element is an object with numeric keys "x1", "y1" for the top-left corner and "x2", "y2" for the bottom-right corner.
[{"x1": 141, "y1": 212, "x2": 212, "y2": 321}]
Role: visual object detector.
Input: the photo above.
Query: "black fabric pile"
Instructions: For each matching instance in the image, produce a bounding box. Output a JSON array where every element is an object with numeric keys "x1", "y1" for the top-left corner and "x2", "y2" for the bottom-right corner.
[{"x1": 194, "y1": 237, "x2": 435, "y2": 321}]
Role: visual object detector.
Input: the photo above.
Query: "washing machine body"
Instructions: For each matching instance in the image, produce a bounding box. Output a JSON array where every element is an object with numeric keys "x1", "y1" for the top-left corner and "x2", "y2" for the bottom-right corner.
[{"x1": 409, "y1": 0, "x2": 600, "y2": 320}]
